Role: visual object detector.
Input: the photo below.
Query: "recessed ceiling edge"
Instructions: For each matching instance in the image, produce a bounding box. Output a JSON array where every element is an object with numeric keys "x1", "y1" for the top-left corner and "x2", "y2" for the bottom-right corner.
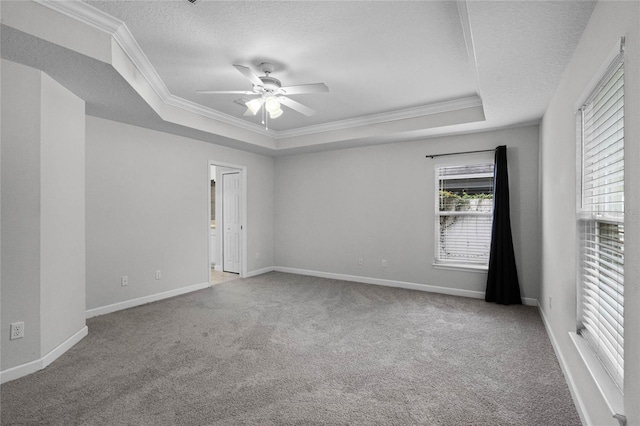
[{"x1": 25, "y1": 0, "x2": 488, "y2": 153}]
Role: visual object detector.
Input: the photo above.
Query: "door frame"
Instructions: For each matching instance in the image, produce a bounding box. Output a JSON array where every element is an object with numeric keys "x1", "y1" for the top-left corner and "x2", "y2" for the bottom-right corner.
[{"x1": 208, "y1": 160, "x2": 247, "y2": 282}]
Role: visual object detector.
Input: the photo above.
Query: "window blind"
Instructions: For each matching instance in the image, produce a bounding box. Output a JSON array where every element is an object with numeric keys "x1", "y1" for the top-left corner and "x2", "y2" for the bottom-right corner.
[
  {"x1": 436, "y1": 164, "x2": 493, "y2": 266},
  {"x1": 578, "y1": 56, "x2": 624, "y2": 390}
]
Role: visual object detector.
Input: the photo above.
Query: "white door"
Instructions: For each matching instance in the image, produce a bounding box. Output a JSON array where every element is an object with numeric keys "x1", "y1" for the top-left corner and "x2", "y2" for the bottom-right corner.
[{"x1": 222, "y1": 172, "x2": 241, "y2": 273}]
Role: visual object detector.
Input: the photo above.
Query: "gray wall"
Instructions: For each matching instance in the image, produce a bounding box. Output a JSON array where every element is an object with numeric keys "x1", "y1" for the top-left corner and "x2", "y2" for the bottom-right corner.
[
  {"x1": 1, "y1": 60, "x2": 43, "y2": 369},
  {"x1": 40, "y1": 68, "x2": 86, "y2": 356},
  {"x1": 85, "y1": 116, "x2": 274, "y2": 311},
  {"x1": 1, "y1": 59, "x2": 86, "y2": 370},
  {"x1": 275, "y1": 125, "x2": 540, "y2": 301},
  {"x1": 539, "y1": 1, "x2": 640, "y2": 424}
]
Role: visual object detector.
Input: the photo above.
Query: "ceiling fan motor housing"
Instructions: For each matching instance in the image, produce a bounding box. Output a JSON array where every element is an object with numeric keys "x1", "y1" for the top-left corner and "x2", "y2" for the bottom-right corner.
[{"x1": 259, "y1": 76, "x2": 282, "y2": 92}]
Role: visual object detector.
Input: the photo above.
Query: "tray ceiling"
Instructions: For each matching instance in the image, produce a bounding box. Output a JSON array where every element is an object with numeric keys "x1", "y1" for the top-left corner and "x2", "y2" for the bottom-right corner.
[{"x1": 0, "y1": 0, "x2": 596, "y2": 155}]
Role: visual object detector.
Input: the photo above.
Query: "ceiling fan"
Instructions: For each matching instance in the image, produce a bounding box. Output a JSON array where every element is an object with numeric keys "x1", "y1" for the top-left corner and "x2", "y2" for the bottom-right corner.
[{"x1": 197, "y1": 62, "x2": 329, "y2": 126}]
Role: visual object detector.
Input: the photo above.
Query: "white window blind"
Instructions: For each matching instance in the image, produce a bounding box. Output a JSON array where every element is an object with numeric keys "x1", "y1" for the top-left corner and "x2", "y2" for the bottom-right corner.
[
  {"x1": 435, "y1": 164, "x2": 494, "y2": 267},
  {"x1": 578, "y1": 55, "x2": 624, "y2": 390}
]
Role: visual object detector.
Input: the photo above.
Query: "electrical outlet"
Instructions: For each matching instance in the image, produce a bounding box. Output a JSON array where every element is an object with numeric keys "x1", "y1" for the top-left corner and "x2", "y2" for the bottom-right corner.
[
  {"x1": 121, "y1": 276, "x2": 129, "y2": 286},
  {"x1": 155, "y1": 270, "x2": 162, "y2": 280},
  {"x1": 381, "y1": 259, "x2": 388, "y2": 268},
  {"x1": 256, "y1": 252, "x2": 261, "y2": 259},
  {"x1": 10, "y1": 322, "x2": 24, "y2": 340},
  {"x1": 549, "y1": 296, "x2": 552, "y2": 309},
  {"x1": 358, "y1": 257, "x2": 363, "y2": 266}
]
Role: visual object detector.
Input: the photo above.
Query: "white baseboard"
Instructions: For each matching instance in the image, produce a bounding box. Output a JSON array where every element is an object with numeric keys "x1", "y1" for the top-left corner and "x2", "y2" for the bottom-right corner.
[
  {"x1": 0, "y1": 326, "x2": 88, "y2": 384},
  {"x1": 244, "y1": 266, "x2": 275, "y2": 278},
  {"x1": 538, "y1": 306, "x2": 590, "y2": 426},
  {"x1": 274, "y1": 266, "x2": 537, "y2": 306},
  {"x1": 86, "y1": 282, "x2": 211, "y2": 318}
]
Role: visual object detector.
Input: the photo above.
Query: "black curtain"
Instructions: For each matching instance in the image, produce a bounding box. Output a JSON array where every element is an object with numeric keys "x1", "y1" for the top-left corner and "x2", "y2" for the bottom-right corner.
[{"x1": 485, "y1": 145, "x2": 522, "y2": 305}]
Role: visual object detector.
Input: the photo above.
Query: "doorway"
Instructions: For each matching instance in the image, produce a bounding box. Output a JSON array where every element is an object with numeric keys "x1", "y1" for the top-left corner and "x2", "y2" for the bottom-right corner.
[{"x1": 208, "y1": 161, "x2": 247, "y2": 284}]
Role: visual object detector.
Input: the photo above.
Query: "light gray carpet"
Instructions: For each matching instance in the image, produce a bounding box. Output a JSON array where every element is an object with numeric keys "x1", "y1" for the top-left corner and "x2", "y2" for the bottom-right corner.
[{"x1": 1, "y1": 272, "x2": 580, "y2": 425}]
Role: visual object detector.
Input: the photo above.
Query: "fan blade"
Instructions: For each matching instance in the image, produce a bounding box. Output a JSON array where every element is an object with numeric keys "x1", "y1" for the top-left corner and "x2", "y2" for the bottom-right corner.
[
  {"x1": 196, "y1": 90, "x2": 256, "y2": 95},
  {"x1": 279, "y1": 83, "x2": 329, "y2": 95},
  {"x1": 279, "y1": 97, "x2": 316, "y2": 116},
  {"x1": 233, "y1": 64, "x2": 264, "y2": 87}
]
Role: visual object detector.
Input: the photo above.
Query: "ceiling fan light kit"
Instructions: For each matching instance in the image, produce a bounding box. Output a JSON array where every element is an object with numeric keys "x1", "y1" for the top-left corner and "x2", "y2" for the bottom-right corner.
[
  {"x1": 268, "y1": 107, "x2": 283, "y2": 119},
  {"x1": 245, "y1": 98, "x2": 264, "y2": 115},
  {"x1": 264, "y1": 96, "x2": 281, "y2": 113},
  {"x1": 197, "y1": 62, "x2": 328, "y2": 128}
]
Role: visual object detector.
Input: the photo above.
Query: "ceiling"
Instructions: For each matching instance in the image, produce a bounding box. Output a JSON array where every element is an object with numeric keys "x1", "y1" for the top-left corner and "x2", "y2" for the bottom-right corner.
[
  {"x1": 87, "y1": 0, "x2": 477, "y2": 131},
  {"x1": 0, "y1": 0, "x2": 596, "y2": 155}
]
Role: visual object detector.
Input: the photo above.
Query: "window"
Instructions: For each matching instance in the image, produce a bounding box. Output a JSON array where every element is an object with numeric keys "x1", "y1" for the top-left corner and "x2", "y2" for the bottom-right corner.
[
  {"x1": 435, "y1": 163, "x2": 494, "y2": 268},
  {"x1": 577, "y1": 55, "x2": 624, "y2": 390}
]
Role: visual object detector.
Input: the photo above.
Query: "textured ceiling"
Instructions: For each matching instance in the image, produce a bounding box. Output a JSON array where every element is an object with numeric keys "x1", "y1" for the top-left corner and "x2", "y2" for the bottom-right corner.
[
  {"x1": 0, "y1": 0, "x2": 597, "y2": 154},
  {"x1": 0, "y1": 25, "x2": 273, "y2": 155},
  {"x1": 468, "y1": 0, "x2": 596, "y2": 126},
  {"x1": 86, "y1": 0, "x2": 477, "y2": 131}
]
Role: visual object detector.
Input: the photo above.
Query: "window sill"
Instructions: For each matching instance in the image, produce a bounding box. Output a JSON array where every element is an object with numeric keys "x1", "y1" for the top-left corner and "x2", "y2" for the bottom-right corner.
[
  {"x1": 433, "y1": 263, "x2": 488, "y2": 273},
  {"x1": 568, "y1": 332, "x2": 625, "y2": 423}
]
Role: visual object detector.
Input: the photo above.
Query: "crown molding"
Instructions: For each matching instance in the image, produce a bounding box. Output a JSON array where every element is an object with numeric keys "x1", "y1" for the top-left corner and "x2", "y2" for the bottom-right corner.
[
  {"x1": 35, "y1": 0, "x2": 272, "y2": 137},
  {"x1": 31, "y1": 0, "x2": 484, "y2": 147},
  {"x1": 34, "y1": 0, "x2": 169, "y2": 101},
  {"x1": 275, "y1": 96, "x2": 483, "y2": 139},
  {"x1": 457, "y1": 1, "x2": 482, "y2": 99},
  {"x1": 163, "y1": 95, "x2": 276, "y2": 137},
  {"x1": 33, "y1": 0, "x2": 169, "y2": 103},
  {"x1": 34, "y1": 0, "x2": 121, "y2": 34}
]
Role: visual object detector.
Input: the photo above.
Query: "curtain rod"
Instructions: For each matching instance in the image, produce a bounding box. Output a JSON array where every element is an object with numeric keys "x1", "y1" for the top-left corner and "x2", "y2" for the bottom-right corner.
[{"x1": 425, "y1": 148, "x2": 494, "y2": 159}]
